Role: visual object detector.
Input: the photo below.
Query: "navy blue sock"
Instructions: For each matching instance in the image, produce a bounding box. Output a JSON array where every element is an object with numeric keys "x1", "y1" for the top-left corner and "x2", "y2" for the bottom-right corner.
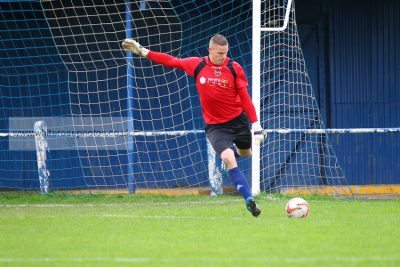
[{"x1": 228, "y1": 167, "x2": 252, "y2": 200}]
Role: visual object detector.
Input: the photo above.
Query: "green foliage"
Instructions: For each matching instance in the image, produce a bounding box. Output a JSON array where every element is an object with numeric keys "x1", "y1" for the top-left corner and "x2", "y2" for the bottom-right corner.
[{"x1": 1, "y1": 194, "x2": 399, "y2": 267}]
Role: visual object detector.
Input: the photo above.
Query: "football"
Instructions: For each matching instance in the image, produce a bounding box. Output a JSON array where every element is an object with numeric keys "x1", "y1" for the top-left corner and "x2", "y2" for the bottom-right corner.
[{"x1": 285, "y1": 197, "x2": 310, "y2": 218}]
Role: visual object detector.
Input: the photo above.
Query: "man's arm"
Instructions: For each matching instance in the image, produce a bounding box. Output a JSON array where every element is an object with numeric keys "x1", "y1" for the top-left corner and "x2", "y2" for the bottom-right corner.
[
  {"x1": 238, "y1": 88, "x2": 265, "y2": 144},
  {"x1": 237, "y1": 88, "x2": 257, "y2": 123},
  {"x1": 146, "y1": 51, "x2": 187, "y2": 71},
  {"x1": 232, "y1": 62, "x2": 265, "y2": 142},
  {"x1": 122, "y1": 39, "x2": 190, "y2": 72}
]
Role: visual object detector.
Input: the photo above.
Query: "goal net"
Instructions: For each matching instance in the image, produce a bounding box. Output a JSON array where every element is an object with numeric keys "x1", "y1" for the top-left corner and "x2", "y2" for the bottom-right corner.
[
  {"x1": 0, "y1": 0, "x2": 350, "y2": 196},
  {"x1": 255, "y1": 0, "x2": 348, "y2": 195}
]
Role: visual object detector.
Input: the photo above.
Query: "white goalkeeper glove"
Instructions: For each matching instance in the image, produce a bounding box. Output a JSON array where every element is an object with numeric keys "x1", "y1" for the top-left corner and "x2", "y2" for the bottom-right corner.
[
  {"x1": 122, "y1": 39, "x2": 149, "y2": 57},
  {"x1": 252, "y1": 122, "x2": 266, "y2": 145}
]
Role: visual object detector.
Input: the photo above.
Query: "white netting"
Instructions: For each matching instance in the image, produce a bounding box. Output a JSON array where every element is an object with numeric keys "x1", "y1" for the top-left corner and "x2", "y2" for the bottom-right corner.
[
  {"x1": 0, "y1": 1, "x2": 252, "y2": 193},
  {"x1": 0, "y1": 0, "x2": 352, "y2": 195},
  {"x1": 259, "y1": 0, "x2": 348, "y2": 195}
]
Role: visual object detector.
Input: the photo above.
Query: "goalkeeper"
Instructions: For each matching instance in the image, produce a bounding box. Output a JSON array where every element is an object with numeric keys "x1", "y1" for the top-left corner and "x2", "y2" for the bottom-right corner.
[{"x1": 122, "y1": 34, "x2": 264, "y2": 217}]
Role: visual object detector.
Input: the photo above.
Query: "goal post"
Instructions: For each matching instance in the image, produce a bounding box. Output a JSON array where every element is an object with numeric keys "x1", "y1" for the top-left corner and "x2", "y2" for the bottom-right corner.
[
  {"x1": 252, "y1": 0, "x2": 262, "y2": 196},
  {"x1": 252, "y1": 0, "x2": 294, "y2": 195}
]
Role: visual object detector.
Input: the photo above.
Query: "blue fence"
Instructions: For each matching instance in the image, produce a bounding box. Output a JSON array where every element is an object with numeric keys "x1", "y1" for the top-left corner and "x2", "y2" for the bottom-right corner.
[{"x1": 297, "y1": 0, "x2": 400, "y2": 184}]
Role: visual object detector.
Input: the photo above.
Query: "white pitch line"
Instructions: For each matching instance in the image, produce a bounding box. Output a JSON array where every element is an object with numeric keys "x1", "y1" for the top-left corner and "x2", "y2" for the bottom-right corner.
[
  {"x1": 82, "y1": 214, "x2": 248, "y2": 221},
  {"x1": 0, "y1": 256, "x2": 398, "y2": 264},
  {"x1": 0, "y1": 198, "x2": 354, "y2": 208},
  {"x1": 0, "y1": 199, "x2": 242, "y2": 208},
  {"x1": 0, "y1": 257, "x2": 151, "y2": 263}
]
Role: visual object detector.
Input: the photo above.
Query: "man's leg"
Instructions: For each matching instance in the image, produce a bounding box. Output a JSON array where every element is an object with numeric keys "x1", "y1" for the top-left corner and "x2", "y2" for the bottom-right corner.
[
  {"x1": 220, "y1": 148, "x2": 251, "y2": 199},
  {"x1": 220, "y1": 148, "x2": 261, "y2": 217},
  {"x1": 205, "y1": 119, "x2": 260, "y2": 217},
  {"x1": 220, "y1": 146, "x2": 251, "y2": 175}
]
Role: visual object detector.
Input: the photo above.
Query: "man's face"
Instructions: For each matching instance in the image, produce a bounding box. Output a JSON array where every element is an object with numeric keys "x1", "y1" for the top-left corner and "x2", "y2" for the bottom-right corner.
[{"x1": 208, "y1": 44, "x2": 228, "y2": 65}]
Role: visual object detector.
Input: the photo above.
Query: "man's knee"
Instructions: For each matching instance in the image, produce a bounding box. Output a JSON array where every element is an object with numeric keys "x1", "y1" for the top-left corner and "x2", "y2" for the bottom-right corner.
[{"x1": 220, "y1": 148, "x2": 237, "y2": 169}]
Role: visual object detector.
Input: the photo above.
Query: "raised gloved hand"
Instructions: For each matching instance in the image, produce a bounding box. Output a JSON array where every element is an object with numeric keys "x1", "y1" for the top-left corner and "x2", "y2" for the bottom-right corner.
[
  {"x1": 122, "y1": 39, "x2": 149, "y2": 57},
  {"x1": 252, "y1": 122, "x2": 266, "y2": 145}
]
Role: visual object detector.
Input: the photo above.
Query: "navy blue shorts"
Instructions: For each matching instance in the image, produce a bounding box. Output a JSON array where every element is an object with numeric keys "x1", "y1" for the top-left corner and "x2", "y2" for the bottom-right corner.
[{"x1": 205, "y1": 113, "x2": 252, "y2": 156}]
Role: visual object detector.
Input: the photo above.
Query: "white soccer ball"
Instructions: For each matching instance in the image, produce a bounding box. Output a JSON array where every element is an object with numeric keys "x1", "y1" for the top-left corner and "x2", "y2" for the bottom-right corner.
[{"x1": 285, "y1": 197, "x2": 310, "y2": 218}]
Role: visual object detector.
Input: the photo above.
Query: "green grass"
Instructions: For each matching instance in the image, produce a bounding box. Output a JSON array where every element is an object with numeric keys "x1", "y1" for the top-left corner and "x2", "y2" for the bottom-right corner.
[{"x1": 1, "y1": 194, "x2": 399, "y2": 267}]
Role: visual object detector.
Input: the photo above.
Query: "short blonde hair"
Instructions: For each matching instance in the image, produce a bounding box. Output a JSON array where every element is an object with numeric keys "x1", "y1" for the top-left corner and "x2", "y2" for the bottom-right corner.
[{"x1": 209, "y1": 34, "x2": 228, "y2": 48}]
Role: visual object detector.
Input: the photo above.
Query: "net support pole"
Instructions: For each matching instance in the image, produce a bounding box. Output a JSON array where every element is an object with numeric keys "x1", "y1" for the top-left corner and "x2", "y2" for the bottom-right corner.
[
  {"x1": 126, "y1": 1, "x2": 136, "y2": 193},
  {"x1": 251, "y1": 0, "x2": 261, "y2": 196},
  {"x1": 34, "y1": 121, "x2": 50, "y2": 194},
  {"x1": 207, "y1": 140, "x2": 223, "y2": 196}
]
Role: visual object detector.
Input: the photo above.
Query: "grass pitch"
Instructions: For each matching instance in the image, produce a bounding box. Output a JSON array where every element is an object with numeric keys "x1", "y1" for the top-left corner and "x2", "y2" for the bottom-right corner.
[{"x1": 0, "y1": 194, "x2": 399, "y2": 267}]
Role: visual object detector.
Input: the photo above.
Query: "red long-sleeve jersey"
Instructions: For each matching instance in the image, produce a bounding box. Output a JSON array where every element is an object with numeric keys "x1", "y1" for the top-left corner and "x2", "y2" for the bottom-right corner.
[{"x1": 147, "y1": 51, "x2": 258, "y2": 125}]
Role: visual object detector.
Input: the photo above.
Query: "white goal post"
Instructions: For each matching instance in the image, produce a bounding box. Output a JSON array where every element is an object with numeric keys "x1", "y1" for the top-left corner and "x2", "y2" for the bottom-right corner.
[{"x1": 252, "y1": 0, "x2": 294, "y2": 195}]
